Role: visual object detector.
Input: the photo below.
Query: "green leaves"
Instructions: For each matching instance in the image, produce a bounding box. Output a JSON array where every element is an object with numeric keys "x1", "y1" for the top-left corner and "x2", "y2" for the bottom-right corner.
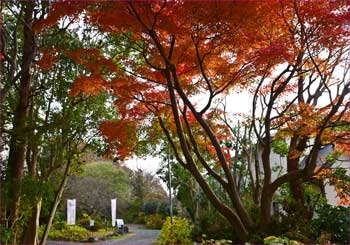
[
  {"x1": 157, "y1": 216, "x2": 194, "y2": 244},
  {"x1": 263, "y1": 235, "x2": 301, "y2": 245},
  {"x1": 271, "y1": 140, "x2": 289, "y2": 157}
]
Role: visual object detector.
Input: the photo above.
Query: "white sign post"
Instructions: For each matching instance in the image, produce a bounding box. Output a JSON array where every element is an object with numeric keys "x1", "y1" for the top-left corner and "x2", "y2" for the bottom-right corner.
[
  {"x1": 67, "y1": 199, "x2": 76, "y2": 225},
  {"x1": 111, "y1": 198, "x2": 117, "y2": 227},
  {"x1": 116, "y1": 219, "x2": 124, "y2": 229},
  {"x1": 89, "y1": 220, "x2": 95, "y2": 227}
]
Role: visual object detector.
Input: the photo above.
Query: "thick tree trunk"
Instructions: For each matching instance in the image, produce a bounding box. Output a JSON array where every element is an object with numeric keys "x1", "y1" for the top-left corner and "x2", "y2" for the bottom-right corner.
[
  {"x1": 260, "y1": 187, "x2": 273, "y2": 227},
  {"x1": 290, "y1": 179, "x2": 304, "y2": 203},
  {"x1": 40, "y1": 159, "x2": 71, "y2": 245},
  {"x1": 7, "y1": 3, "x2": 35, "y2": 233}
]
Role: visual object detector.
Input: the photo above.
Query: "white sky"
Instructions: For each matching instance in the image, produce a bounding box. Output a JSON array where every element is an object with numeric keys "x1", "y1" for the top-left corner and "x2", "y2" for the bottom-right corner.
[
  {"x1": 124, "y1": 90, "x2": 253, "y2": 173},
  {"x1": 124, "y1": 156, "x2": 162, "y2": 174}
]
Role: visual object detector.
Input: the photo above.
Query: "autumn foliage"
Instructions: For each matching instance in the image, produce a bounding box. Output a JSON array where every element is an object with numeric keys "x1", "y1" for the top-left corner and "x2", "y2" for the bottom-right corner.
[{"x1": 36, "y1": 0, "x2": 350, "y2": 241}]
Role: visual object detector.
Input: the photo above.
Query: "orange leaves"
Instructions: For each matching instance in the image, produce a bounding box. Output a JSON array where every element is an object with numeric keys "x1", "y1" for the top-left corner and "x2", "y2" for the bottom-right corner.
[
  {"x1": 39, "y1": 0, "x2": 350, "y2": 168},
  {"x1": 337, "y1": 196, "x2": 350, "y2": 206},
  {"x1": 254, "y1": 44, "x2": 293, "y2": 66},
  {"x1": 70, "y1": 74, "x2": 105, "y2": 97},
  {"x1": 314, "y1": 168, "x2": 332, "y2": 180},
  {"x1": 176, "y1": 63, "x2": 193, "y2": 76},
  {"x1": 315, "y1": 168, "x2": 350, "y2": 207},
  {"x1": 66, "y1": 48, "x2": 116, "y2": 75},
  {"x1": 65, "y1": 48, "x2": 118, "y2": 98},
  {"x1": 99, "y1": 119, "x2": 137, "y2": 160},
  {"x1": 37, "y1": 48, "x2": 59, "y2": 70}
]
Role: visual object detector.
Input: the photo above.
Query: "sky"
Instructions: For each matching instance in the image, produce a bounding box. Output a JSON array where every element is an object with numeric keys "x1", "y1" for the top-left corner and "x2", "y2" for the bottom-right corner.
[
  {"x1": 124, "y1": 156, "x2": 162, "y2": 174},
  {"x1": 124, "y1": 90, "x2": 253, "y2": 173}
]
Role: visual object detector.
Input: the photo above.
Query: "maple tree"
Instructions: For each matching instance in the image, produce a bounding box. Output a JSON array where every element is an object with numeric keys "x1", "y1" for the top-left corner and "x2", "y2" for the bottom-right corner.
[{"x1": 35, "y1": 0, "x2": 350, "y2": 241}]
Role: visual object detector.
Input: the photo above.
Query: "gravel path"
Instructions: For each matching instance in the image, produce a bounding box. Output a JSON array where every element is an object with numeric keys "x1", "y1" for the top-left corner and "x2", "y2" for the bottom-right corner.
[
  {"x1": 102, "y1": 224, "x2": 160, "y2": 244},
  {"x1": 48, "y1": 224, "x2": 160, "y2": 245}
]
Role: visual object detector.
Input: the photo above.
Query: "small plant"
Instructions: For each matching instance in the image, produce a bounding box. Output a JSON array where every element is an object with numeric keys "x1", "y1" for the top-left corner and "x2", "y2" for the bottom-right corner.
[
  {"x1": 201, "y1": 234, "x2": 232, "y2": 244},
  {"x1": 264, "y1": 236, "x2": 302, "y2": 245},
  {"x1": 157, "y1": 216, "x2": 193, "y2": 244},
  {"x1": 145, "y1": 214, "x2": 165, "y2": 229}
]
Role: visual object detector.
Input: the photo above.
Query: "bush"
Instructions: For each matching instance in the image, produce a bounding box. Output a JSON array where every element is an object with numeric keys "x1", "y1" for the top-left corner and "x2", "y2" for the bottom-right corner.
[
  {"x1": 311, "y1": 204, "x2": 350, "y2": 244},
  {"x1": 78, "y1": 218, "x2": 103, "y2": 231},
  {"x1": 264, "y1": 236, "x2": 301, "y2": 245},
  {"x1": 48, "y1": 224, "x2": 89, "y2": 242},
  {"x1": 53, "y1": 220, "x2": 68, "y2": 230},
  {"x1": 268, "y1": 200, "x2": 313, "y2": 243},
  {"x1": 145, "y1": 214, "x2": 165, "y2": 229},
  {"x1": 157, "y1": 216, "x2": 193, "y2": 244},
  {"x1": 1, "y1": 228, "x2": 12, "y2": 244},
  {"x1": 196, "y1": 210, "x2": 236, "y2": 241},
  {"x1": 39, "y1": 221, "x2": 89, "y2": 242},
  {"x1": 125, "y1": 210, "x2": 146, "y2": 224},
  {"x1": 143, "y1": 201, "x2": 178, "y2": 217},
  {"x1": 201, "y1": 234, "x2": 232, "y2": 245}
]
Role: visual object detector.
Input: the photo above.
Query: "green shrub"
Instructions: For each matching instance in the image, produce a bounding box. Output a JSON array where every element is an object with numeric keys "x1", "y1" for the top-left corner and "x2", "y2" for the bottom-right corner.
[
  {"x1": 54, "y1": 211, "x2": 66, "y2": 222},
  {"x1": 201, "y1": 234, "x2": 232, "y2": 245},
  {"x1": 311, "y1": 204, "x2": 350, "y2": 244},
  {"x1": 53, "y1": 220, "x2": 68, "y2": 230},
  {"x1": 1, "y1": 228, "x2": 12, "y2": 244},
  {"x1": 270, "y1": 200, "x2": 313, "y2": 243},
  {"x1": 78, "y1": 218, "x2": 103, "y2": 231},
  {"x1": 145, "y1": 214, "x2": 165, "y2": 229},
  {"x1": 196, "y1": 210, "x2": 236, "y2": 241},
  {"x1": 143, "y1": 201, "x2": 178, "y2": 217},
  {"x1": 157, "y1": 216, "x2": 193, "y2": 244},
  {"x1": 44, "y1": 222, "x2": 89, "y2": 242},
  {"x1": 264, "y1": 236, "x2": 301, "y2": 244}
]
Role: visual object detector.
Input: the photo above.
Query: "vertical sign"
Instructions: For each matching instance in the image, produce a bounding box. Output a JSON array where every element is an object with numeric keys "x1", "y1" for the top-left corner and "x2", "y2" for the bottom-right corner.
[
  {"x1": 67, "y1": 199, "x2": 76, "y2": 225},
  {"x1": 89, "y1": 220, "x2": 95, "y2": 227},
  {"x1": 111, "y1": 198, "x2": 117, "y2": 227}
]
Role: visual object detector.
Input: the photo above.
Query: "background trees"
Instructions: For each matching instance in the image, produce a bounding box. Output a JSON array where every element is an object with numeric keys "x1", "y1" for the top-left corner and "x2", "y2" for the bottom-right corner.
[{"x1": 64, "y1": 162, "x2": 130, "y2": 220}]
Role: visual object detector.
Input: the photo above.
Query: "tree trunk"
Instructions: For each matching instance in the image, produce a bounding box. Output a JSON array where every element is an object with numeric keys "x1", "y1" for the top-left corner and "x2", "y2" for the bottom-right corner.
[
  {"x1": 287, "y1": 136, "x2": 307, "y2": 205},
  {"x1": 0, "y1": 1, "x2": 4, "y2": 242},
  {"x1": 290, "y1": 179, "x2": 304, "y2": 203},
  {"x1": 7, "y1": 2, "x2": 35, "y2": 234},
  {"x1": 186, "y1": 163, "x2": 249, "y2": 242},
  {"x1": 20, "y1": 197, "x2": 42, "y2": 245},
  {"x1": 260, "y1": 186, "x2": 273, "y2": 227},
  {"x1": 40, "y1": 159, "x2": 71, "y2": 245},
  {"x1": 20, "y1": 131, "x2": 41, "y2": 245}
]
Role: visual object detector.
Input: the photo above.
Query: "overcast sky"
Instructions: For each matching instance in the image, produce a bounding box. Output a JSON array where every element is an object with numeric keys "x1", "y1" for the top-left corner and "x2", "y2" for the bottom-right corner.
[{"x1": 124, "y1": 90, "x2": 253, "y2": 173}]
